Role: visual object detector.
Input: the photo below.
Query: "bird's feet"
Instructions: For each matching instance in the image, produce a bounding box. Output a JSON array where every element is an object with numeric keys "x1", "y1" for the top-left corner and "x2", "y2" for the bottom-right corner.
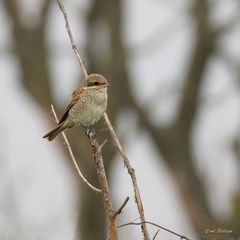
[{"x1": 85, "y1": 126, "x2": 96, "y2": 138}]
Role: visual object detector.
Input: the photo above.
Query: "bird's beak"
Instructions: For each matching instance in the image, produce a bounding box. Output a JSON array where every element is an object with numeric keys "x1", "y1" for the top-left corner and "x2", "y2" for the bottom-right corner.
[{"x1": 106, "y1": 83, "x2": 111, "y2": 87}]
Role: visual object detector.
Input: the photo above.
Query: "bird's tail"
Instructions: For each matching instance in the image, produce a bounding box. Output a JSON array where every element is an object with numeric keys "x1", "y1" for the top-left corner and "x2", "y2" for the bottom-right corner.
[{"x1": 43, "y1": 122, "x2": 65, "y2": 141}]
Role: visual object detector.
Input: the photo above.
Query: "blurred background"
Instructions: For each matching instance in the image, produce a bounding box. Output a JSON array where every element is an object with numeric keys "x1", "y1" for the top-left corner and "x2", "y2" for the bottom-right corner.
[{"x1": 0, "y1": 0, "x2": 240, "y2": 239}]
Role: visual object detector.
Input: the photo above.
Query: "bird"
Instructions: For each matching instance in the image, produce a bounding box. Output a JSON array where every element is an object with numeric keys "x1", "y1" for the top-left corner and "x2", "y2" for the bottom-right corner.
[{"x1": 43, "y1": 73, "x2": 110, "y2": 141}]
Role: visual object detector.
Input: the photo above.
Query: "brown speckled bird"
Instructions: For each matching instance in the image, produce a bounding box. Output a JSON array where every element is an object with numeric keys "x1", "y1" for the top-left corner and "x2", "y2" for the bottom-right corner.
[{"x1": 43, "y1": 73, "x2": 109, "y2": 141}]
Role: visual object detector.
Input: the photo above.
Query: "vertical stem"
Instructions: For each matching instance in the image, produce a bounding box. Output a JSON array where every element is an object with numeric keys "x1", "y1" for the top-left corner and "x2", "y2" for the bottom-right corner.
[{"x1": 85, "y1": 127, "x2": 118, "y2": 240}]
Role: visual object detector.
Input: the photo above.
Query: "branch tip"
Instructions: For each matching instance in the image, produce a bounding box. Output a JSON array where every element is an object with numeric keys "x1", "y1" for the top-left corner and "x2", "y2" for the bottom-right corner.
[
  {"x1": 113, "y1": 196, "x2": 130, "y2": 219},
  {"x1": 153, "y1": 229, "x2": 160, "y2": 240},
  {"x1": 99, "y1": 139, "x2": 108, "y2": 152}
]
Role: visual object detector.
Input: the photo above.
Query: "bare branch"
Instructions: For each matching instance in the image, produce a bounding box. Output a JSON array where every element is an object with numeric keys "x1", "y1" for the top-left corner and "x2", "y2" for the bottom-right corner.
[
  {"x1": 152, "y1": 230, "x2": 160, "y2": 240},
  {"x1": 117, "y1": 221, "x2": 190, "y2": 240},
  {"x1": 50, "y1": 105, "x2": 101, "y2": 193},
  {"x1": 56, "y1": 0, "x2": 88, "y2": 78},
  {"x1": 113, "y1": 196, "x2": 130, "y2": 219},
  {"x1": 84, "y1": 127, "x2": 118, "y2": 240},
  {"x1": 103, "y1": 113, "x2": 150, "y2": 240}
]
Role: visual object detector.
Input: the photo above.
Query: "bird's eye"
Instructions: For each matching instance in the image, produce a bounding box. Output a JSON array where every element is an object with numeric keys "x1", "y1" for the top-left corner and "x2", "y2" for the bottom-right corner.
[{"x1": 88, "y1": 81, "x2": 98, "y2": 86}]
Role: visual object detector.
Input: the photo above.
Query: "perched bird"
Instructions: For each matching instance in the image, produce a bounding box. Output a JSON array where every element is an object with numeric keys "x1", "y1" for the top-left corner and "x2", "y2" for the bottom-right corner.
[{"x1": 43, "y1": 73, "x2": 109, "y2": 141}]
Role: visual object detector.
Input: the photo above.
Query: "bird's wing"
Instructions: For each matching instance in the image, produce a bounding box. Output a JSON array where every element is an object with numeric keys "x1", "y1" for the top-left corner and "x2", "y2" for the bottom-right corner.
[{"x1": 58, "y1": 86, "x2": 85, "y2": 124}]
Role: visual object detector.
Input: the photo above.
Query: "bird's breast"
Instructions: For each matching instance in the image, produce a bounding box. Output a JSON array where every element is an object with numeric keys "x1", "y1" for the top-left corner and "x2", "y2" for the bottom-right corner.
[{"x1": 69, "y1": 88, "x2": 107, "y2": 126}]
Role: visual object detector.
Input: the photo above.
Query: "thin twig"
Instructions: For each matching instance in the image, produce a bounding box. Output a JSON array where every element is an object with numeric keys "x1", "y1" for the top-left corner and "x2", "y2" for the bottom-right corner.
[
  {"x1": 56, "y1": 0, "x2": 88, "y2": 78},
  {"x1": 103, "y1": 113, "x2": 150, "y2": 240},
  {"x1": 50, "y1": 105, "x2": 101, "y2": 193},
  {"x1": 98, "y1": 139, "x2": 108, "y2": 152},
  {"x1": 152, "y1": 230, "x2": 160, "y2": 240},
  {"x1": 117, "y1": 221, "x2": 190, "y2": 240},
  {"x1": 113, "y1": 196, "x2": 130, "y2": 219}
]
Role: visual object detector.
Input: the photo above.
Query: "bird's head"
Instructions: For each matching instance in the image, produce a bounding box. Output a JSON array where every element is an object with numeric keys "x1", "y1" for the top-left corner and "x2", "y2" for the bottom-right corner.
[{"x1": 82, "y1": 74, "x2": 110, "y2": 88}]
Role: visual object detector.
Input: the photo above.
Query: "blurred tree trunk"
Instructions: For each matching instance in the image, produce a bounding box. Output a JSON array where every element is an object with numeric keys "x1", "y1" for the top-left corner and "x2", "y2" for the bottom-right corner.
[{"x1": 3, "y1": 0, "x2": 53, "y2": 109}]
